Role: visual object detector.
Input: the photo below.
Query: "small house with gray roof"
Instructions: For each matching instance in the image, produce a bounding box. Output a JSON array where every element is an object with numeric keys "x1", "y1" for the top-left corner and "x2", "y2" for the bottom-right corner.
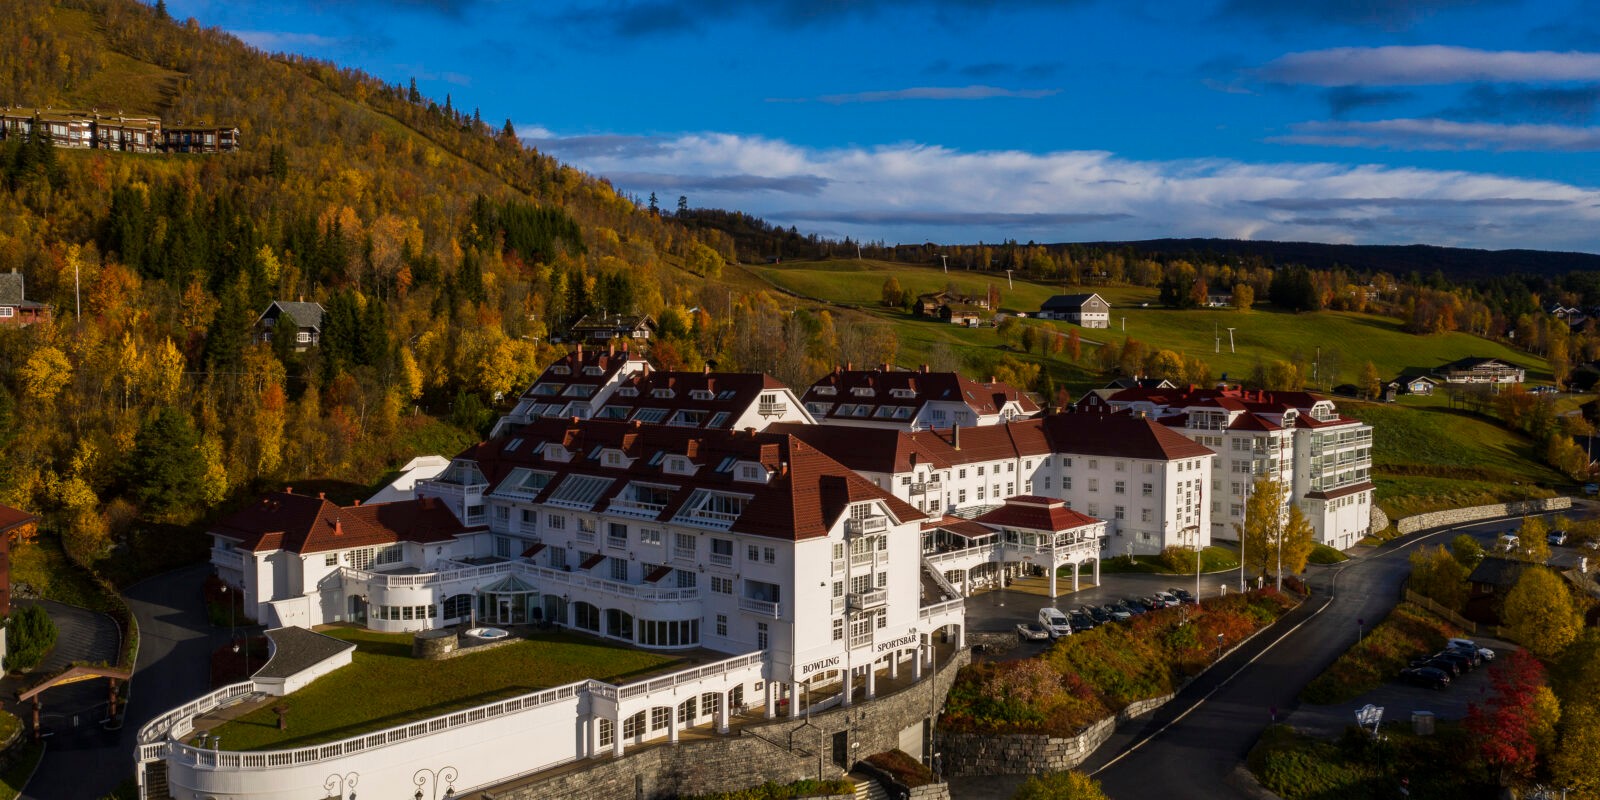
[
  {"x1": 254, "y1": 300, "x2": 326, "y2": 351},
  {"x1": 0, "y1": 270, "x2": 49, "y2": 328}
]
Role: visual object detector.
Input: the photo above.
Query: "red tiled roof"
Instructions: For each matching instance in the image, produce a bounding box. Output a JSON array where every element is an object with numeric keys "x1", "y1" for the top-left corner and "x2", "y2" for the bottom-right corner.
[
  {"x1": 0, "y1": 504, "x2": 37, "y2": 534},
  {"x1": 458, "y1": 418, "x2": 922, "y2": 542},
  {"x1": 520, "y1": 345, "x2": 648, "y2": 399},
  {"x1": 920, "y1": 516, "x2": 996, "y2": 539},
  {"x1": 211, "y1": 493, "x2": 480, "y2": 554},
  {"x1": 1041, "y1": 414, "x2": 1215, "y2": 460},
  {"x1": 974, "y1": 496, "x2": 1101, "y2": 532}
]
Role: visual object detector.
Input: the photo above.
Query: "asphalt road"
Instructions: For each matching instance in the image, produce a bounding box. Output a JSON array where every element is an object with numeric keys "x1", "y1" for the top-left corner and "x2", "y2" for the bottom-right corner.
[
  {"x1": 1078, "y1": 514, "x2": 1547, "y2": 800},
  {"x1": 21, "y1": 564, "x2": 221, "y2": 800}
]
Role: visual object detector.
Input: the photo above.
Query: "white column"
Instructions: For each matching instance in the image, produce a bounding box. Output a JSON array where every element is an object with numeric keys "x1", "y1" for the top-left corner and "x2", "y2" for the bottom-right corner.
[
  {"x1": 717, "y1": 698, "x2": 729, "y2": 734},
  {"x1": 1048, "y1": 558, "x2": 1058, "y2": 598},
  {"x1": 669, "y1": 708, "x2": 679, "y2": 743},
  {"x1": 842, "y1": 668, "x2": 854, "y2": 707},
  {"x1": 1072, "y1": 560, "x2": 1080, "y2": 592},
  {"x1": 889, "y1": 652, "x2": 900, "y2": 680},
  {"x1": 764, "y1": 681, "x2": 775, "y2": 719},
  {"x1": 1093, "y1": 557, "x2": 1100, "y2": 585},
  {"x1": 912, "y1": 645, "x2": 924, "y2": 680},
  {"x1": 612, "y1": 715, "x2": 624, "y2": 757},
  {"x1": 865, "y1": 661, "x2": 877, "y2": 699},
  {"x1": 789, "y1": 682, "x2": 801, "y2": 718}
]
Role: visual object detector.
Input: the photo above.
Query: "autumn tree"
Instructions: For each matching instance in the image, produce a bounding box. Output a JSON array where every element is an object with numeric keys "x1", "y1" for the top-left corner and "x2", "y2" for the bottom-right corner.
[
  {"x1": 1450, "y1": 533, "x2": 1484, "y2": 569},
  {"x1": 880, "y1": 276, "x2": 904, "y2": 307},
  {"x1": 1465, "y1": 649, "x2": 1556, "y2": 785},
  {"x1": 1233, "y1": 283, "x2": 1254, "y2": 311},
  {"x1": 1234, "y1": 477, "x2": 1314, "y2": 589},
  {"x1": 1407, "y1": 545, "x2": 1468, "y2": 610},
  {"x1": 1510, "y1": 515, "x2": 1552, "y2": 564},
  {"x1": 1067, "y1": 328, "x2": 1081, "y2": 361},
  {"x1": 1359, "y1": 361, "x2": 1381, "y2": 400},
  {"x1": 1502, "y1": 565, "x2": 1581, "y2": 657}
]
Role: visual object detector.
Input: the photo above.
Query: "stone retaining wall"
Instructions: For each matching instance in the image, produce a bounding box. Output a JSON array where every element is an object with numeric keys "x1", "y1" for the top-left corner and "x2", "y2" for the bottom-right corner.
[
  {"x1": 1369, "y1": 506, "x2": 1390, "y2": 536},
  {"x1": 1394, "y1": 497, "x2": 1571, "y2": 535},
  {"x1": 940, "y1": 691, "x2": 1175, "y2": 777},
  {"x1": 486, "y1": 649, "x2": 971, "y2": 800}
]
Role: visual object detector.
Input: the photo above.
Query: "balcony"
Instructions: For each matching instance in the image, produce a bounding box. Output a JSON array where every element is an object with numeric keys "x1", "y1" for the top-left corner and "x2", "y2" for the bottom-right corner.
[
  {"x1": 847, "y1": 589, "x2": 887, "y2": 611},
  {"x1": 845, "y1": 516, "x2": 889, "y2": 537},
  {"x1": 738, "y1": 596, "x2": 780, "y2": 617},
  {"x1": 210, "y1": 547, "x2": 247, "y2": 573},
  {"x1": 910, "y1": 480, "x2": 942, "y2": 495},
  {"x1": 608, "y1": 500, "x2": 667, "y2": 519},
  {"x1": 850, "y1": 550, "x2": 885, "y2": 568},
  {"x1": 757, "y1": 401, "x2": 787, "y2": 417},
  {"x1": 710, "y1": 553, "x2": 734, "y2": 567}
]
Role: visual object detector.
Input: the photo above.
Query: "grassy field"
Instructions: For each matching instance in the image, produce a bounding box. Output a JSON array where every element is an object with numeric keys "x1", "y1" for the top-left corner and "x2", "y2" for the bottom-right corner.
[
  {"x1": 748, "y1": 258, "x2": 1550, "y2": 389},
  {"x1": 1338, "y1": 399, "x2": 1566, "y2": 518},
  {"x1": 47, "y1": 8, "x2": 183, "y2": 115},
  {"x1": 212, "y1": 628, "x2": 683, "y2": 751}
]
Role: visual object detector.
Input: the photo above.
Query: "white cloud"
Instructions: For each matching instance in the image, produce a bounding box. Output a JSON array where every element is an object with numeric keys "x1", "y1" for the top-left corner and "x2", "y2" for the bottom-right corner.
[
  {"x1": 525, "y1": 127, "x2": 1600, "y2": 251},
  {"x1": 1258, "y1": 46, "x2": 1600, "y2": 86},
  {"x1": 233, "y1": 30, "x2": 341, "y2": 51},
  {"x1": 1272, "y1": 118, "x2": 1600, "y2": 151}
]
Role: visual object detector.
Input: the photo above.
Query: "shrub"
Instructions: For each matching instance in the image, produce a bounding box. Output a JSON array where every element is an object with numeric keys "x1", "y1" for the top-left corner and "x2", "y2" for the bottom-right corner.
[
  {"x1": 1012, "y1": 771, "x2": 1108, "y2": 800},
  {"x1": 862, "y1": 749, "x2": 935, "y2": 788},
  {"x1": 677, "y1": 779, "x2": 855, "y2": 800},
  {"x1": 5, "y1": 605, "x2": 58, "y2": 673},
  {"x1": 1160, "y1": 546, "x2": 1199, "y2": 573},
  {"x1": 1300, "y1": 603, "x2": 1457, "y2": 705},
  {"x1": 1308, "y1": 544, "x2": 1348, "y2": 564}
]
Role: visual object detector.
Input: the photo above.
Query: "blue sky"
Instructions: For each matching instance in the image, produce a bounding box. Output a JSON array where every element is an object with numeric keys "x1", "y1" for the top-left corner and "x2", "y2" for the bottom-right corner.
[{"x1": 168, "y1": 0, "x2": 1600, "y2": 251}]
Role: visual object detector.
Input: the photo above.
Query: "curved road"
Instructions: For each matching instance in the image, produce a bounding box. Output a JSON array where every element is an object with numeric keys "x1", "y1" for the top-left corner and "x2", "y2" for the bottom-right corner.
[
  {"x1": 21, "y1": 564, "x2": 220, "y2": 800},
  {"x1": 1078, "y1": 515, "x2": 1542, "y2": 800}
]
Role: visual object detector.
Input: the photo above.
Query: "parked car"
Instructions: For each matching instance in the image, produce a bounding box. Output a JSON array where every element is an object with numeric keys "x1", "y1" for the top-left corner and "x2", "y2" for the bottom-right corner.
[
  {"x1": 1497, "y1": 534, "x2": 1520, "y2": 552},
  {"x1": 1399, "y1": 666, "x2": 1452, "y2": 690},
  {"x1": 1447, "y1": 638, "x2": 1496, "y2": 661},
  {"x1": 1169, "y1": 587, "x2": 1197, "y2": 604},
  {"x1": 1037, "y1": 607, "x2": 1072, "y2": 638},
  {"x1": 1069, "y1": 609, "x2": 1096, "y2": 631},
  {"x1": 1122, "y1": 598, "x2": 1150, "y2": 615},
  {"x1": 1017, "y1": 621, "x2": 1052, "y2": 641},
  {"x1": 1084, "y1": 605, "x2": 1112, "y2": 624},
  {"x1": 1152, "y1": 591, "x2": 1180, "y2": 607},
  {"x1": 1432, "y1": 649, "x2": 1479, "y2": 670},
  {"x1": 1103, "y1": 603, "x2": 1133, "y2": 622},
  {"x1": 1408, "y1": 656, "x2": 1462, "y2": 677},
  {"x1": 1585, "y1": 483, "x2": 1598, "y2": 496},
  {"x1": 1550, "y1": 530, "x2": 1569, "y2": 546}
]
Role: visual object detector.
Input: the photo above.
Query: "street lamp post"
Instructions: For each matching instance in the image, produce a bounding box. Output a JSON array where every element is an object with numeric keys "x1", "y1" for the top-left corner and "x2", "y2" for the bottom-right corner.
[
  {"x1": 413, "y1": 766, "x2": 458, "y2": 800},
  {"x1": 1216, "y1": 633, "x2": 1225, "y2": 662}
]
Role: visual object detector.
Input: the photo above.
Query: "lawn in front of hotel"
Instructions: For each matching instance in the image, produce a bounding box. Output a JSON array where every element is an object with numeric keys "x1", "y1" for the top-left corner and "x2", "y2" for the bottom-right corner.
[{"x1": 211, "y1": 627, "x2": 684, "y2": 751}]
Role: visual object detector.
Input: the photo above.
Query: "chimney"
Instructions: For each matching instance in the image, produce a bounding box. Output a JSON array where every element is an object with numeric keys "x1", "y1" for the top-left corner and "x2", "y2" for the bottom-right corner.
[
  {"x1": 880, "y1": 363, "x2": 889, "y2": 372},
  {"x1": 953, "y1": 424, "x2": 961, "y2": 450},
  {"x1": 704, "y1": 363, "x2": 711, "y2": 375},
  {"x1": 846, "y1": 362, "x2": 853, "y2": 372},
  {"x1": 353, "y1": 499, "x2": 361, "y2": 506},
  {"x1": 780, "y1": 461, "x2": 790, "y2": 477},
  {"x1": 609, "y1": 342, "x2": 615, "y2": 357},
  {"x1": 922, "y1": 364, "x2": 929, "y2": 373},
  {"x1": 334, "y1": 519, "x2": 343, "y2": 536},
  {"x1": 318, "y1": 491, "x2": 326, "y2": 500},
  {"x1": 285, "y1": 486, "x2": 293, "y2": 494}
]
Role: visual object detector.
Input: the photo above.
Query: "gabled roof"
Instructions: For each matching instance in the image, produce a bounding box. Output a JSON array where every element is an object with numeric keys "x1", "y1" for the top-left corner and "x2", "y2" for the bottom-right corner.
[
  {"x1": 520, "y1": 345, "x2": 648, "y2": 399},
  {"x1": 457, "y1": 418, "x2": 921, "y2": 542},
  {"x1": 264, "y1": 300, "x2": 326, "y2": 330},
  {"x1": 800, "y1": 366, "x2": 1034, "y2": 424},
  {"x1": 0, "y1": 272, "x2": 24, "y2": 306},
  {"x1": 1042, "y1": 414, "x2": 1215, "y2": 460},
  {"x1": 1436, "y1": 356, "x2": 1520, "y2": 371},
  {"x1": 597, "y1": 370, "x2": 801, "y2": 428},
  {"x1": 572, "y1": 313, "x2": 655, "y2": 332},
  {"x1": 0, "y1": 504, "x2": 37, "y2": 535},
  {"x1": 1468, "y1": 556, "x2": 1527, "y2": 588},
  {"x1": 211, "y1": 492, "x2": 479, "y2": 554},
  {"x1": 974, "y1": 496, "x2": 1100, "y2": 532},
  {"x1": 1040, "y1": 293, "x2": 1107, "y2": 310}
]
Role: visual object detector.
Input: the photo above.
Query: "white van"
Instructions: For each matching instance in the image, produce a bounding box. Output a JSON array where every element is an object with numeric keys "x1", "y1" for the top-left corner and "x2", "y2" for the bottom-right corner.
[{"x1": 1038, "y1": 607, "x2": 1072, "y2": 638}]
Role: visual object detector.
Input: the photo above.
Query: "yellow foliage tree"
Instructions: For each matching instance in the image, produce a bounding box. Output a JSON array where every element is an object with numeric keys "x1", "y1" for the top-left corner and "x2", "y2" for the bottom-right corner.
[
  {"x1": 1234, "y1": 476, "x2": 1314, "y2": 588},
  {"x1": 19, "y1": 345, "x2": 71, "y2": 402},
  {"x1": 1503, "y1": 566, "x2": 1581, "y2": 658}
]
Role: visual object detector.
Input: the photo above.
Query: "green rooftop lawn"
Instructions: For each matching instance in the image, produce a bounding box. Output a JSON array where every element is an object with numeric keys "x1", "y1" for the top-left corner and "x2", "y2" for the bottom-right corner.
[{"x1": 211, "y1": 628, "x2": 683, "y2": 751}]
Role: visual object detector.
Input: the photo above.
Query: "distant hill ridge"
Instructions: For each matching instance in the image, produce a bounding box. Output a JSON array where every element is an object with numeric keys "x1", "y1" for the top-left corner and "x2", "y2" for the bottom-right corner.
[{"x1": 1071, "y1": 238, "x2": 1600, "y2": 280}]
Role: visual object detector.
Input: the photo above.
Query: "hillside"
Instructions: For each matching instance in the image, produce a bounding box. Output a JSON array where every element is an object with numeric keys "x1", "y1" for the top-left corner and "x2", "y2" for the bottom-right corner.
[
  {"x1": 748, "y1": 257, "x2": 1552, "y2": 390},
  {"x1": 1074, "y1": 238, "x2": 1600, "y2": 281}
]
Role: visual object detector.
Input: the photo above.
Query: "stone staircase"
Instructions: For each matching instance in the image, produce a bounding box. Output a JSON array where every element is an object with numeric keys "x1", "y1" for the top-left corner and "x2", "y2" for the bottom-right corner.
[{"x1": 849, "y1": 770, "x2": 890, "y2": 800}]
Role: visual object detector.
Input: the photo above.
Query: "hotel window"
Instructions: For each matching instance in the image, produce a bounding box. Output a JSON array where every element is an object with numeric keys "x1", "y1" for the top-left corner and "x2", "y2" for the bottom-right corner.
[
  {"x1": 1142, "y1": 483, "x2": 1153, "y2": 497},
  {"x1": 711, "y1": 576, "x2": 733, "y2": 594},
  {"x1": 1141, "y1": 508, "x2": 1152, "y2": 522},
  {"x1": 652, "y1": 707, "x2": 671, "y2": 731},
  {"x1": 676, "y1": 570, "x2": 697, "y2": 588},
  {"x1": 757, "y1": 622, "x2": 769, "y2": 649},
  {"x1": 1088, "y1": 479, "x2": 1098, "y2": 492},
  {"x1": 1064, "y1": 477, "x2": 1072, "y2": 490},
  {"x1": 610, "y1": 558, "x2": 629, "y2": 582},
  {"x1": 1115, "y1": 481, "x2": 1126, "y2": 495},
  {"x1": 833, "y1": 618, "x2": 844, "y2": 641},
  {"x1": 599, "y1": 719, "x2": 614, "y2": 747},
  {"x1": 549, "y1": 547, "x2": 567, "y2": 569},
  {"x1": 764, "y1": 547, "x2": 776, "y2": 564},
  {"x1": 958, "y1": 489, "x2": 967, "y2": 503},
  {"x1": 640, "y1": 528, "x2": 662, "y2": 545},
  {"x1": 1114, "y1": 506, "x2": 1125, "y2": 520},
  {"x1": 977, "y1": 466, "x2": 985, "y2": 476},
  {"x1": 324, "y1": 553, "x2": 337, "y2": 567},
  {"x1": 496, "y1": 537, "x2": 512, "y2": 558},
  {"x1": 715, "y1": 614, "x2": 728, "y2": 637},
  {"x1": 548, "y1": 515, "x2": 566, "y2": 530},
  {"x1": 747, "y1": 544, "x2": 760, "y2": 562},
  {"x1": 1006, "y1": 482, "x2": 1014, "y2": 495}
]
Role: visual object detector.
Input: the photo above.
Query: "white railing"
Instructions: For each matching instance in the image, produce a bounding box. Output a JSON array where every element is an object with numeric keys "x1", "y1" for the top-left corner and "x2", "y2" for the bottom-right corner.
[
  {"x1": 151, "y1": 680, "x2": 595, "y2": 771},
  {"x1": 923, "y1": 544, "x2": 999, "y2": 569},
  {"x1": 845, "y1": 517, "x2": 889, "y2": 536},
  {"x1": 607, "y1": 501, "x2": 665, "y2": 519},
  {"x1": 710, "y1": 553, "x2": 734, "y2": 567},
  {"x1": 921, "y1": 559, "x2": 963, "y2": 599},
  {"x1": 850, "y1": 550, "x2": 885, "y2": 568},
  {"x1": 525, "y1": 565, "x2": 701, "y2": 602},
  {"x1": 918, "y1": 597, "x2": 964, "y2": 622},
  {"x1": 618, "y1": 651, "x2": 764, "y2": 700},
  {"x1": 138, "y1": 681, "x2": 257, "y2": 749},
  {"x1": 210, "y1": 548, "x2": 247, "y2": 572},
  {"x1": 738, "y1": 597, "x2": 780, "y2": 617},
  {"x1": 911, "y1": 481, "x2": 941, "y2": 495},
  {"x1": 847, "y1": 589, "x2": 887, "y2": 611},
  {"x1": 340, "y1": 560, "x2": 518, "y2": 590},
  {"x1": 757, "y1": 401, "x2": 787, "y2": 417}
]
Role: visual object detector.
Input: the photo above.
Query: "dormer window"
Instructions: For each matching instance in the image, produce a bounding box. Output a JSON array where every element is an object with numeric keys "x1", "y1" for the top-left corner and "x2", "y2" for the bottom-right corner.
[
  {"x1": 543, "y1": 444, "x2": 572, "y2": 463},
  {"x1": 532, "y1": 383, "x2": 564, "y2": 396},
  {"x1": 652, "y1": 388, "x2": 676, "y2": 399},
  {"x1": 617, "y1": 387, "x2": 639, "y2": 397},
  {"x1": 551, "y1": 366, "x2": 571, "y2": 375},
  {"x1": 583, "y1": 366, "x2": 604, "y2": 376},
  {"x1": 605, "y1": 451, "x2": 625, "y2": 467},
  {"x1": 737, "y1": 464, "x2": 768, "y2": 483},
  {"x1": 709, "y1": 412, "x2": 731, "y2": 428},
  {"x1": 851, "y1": 387, "x2": 875, "y2": 397},
  {"x1": 666, "y1": 456, "x2": 696, "y2": 475},
  {"x1": 815, "y1": 386, "x2": 837, "y2": 396},
  {"x1": 716, "y1": 456, "x2": 736, "y2": 473},
  {"x1": 634, "y1": 408, "x2": 668, "y2": 423},
  {"x1": 717, "y1": 390, "x2": 737, "y2": 401},
  {"x1": 890, "y1": 388, "x2": 915, "y2": 399},
  {"x1": 598, "y1": 406, "x2": 630, "y2": 420},
  {"x1": 564, "y1": 384, "x2": 597, "y2": 397},
  {"x1": 690, "y1": 389, "x2": 714, "y2": 400},
  {"x1": 670, "y1": 410, "x2": 708, "y2": 427}
]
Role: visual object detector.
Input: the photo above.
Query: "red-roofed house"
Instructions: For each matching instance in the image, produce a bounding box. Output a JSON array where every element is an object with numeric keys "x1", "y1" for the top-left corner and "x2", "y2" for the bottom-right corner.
[{"x1": 801, "y1": 365, "x2": 1038, "y2": 431}]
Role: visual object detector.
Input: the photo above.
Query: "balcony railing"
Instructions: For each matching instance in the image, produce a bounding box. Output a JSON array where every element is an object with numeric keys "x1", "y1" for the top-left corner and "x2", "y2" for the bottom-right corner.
[
  {"x1": 710, "y1": 553, "x2": 734, "y2": 567},
  {"x1": 850, "y1": 550, "x2": 885, "y2": 568},
  {"x1": 910, "y1": 480, "x2": 942, "y2": 495},
  {"x1": 757, "y1": 401, "x2": 787, "y2": 417},
  {"x1": 210, "y1": 548, "x2": 247, "y2": 572},
  {"x1": 738, "y1": 596, "x2": 780, "y2": 617},
  {"x1": 845, "y1": 516, "x2": 889, "y2": 537},
  {"x1": 847, "y1": 589, "x2": 887, "y2": 611}
]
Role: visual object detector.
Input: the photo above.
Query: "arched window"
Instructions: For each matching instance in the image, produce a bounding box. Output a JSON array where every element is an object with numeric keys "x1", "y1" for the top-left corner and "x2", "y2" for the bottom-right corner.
[
  {"x1": 442, "y1": 594, "x2": 473, "y2": 621},
  {"x1": 606, "y1": 609, "x2": 635, "y2": 640},
  {"x1": 573, "y1": 602, "x2": 601, "y2": 631}
]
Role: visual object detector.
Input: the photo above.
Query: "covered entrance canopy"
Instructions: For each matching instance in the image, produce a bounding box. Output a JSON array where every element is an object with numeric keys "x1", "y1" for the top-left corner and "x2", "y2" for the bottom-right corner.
[{"x1": 476, "y1": 573, "x2": 539, "y2": 625}]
